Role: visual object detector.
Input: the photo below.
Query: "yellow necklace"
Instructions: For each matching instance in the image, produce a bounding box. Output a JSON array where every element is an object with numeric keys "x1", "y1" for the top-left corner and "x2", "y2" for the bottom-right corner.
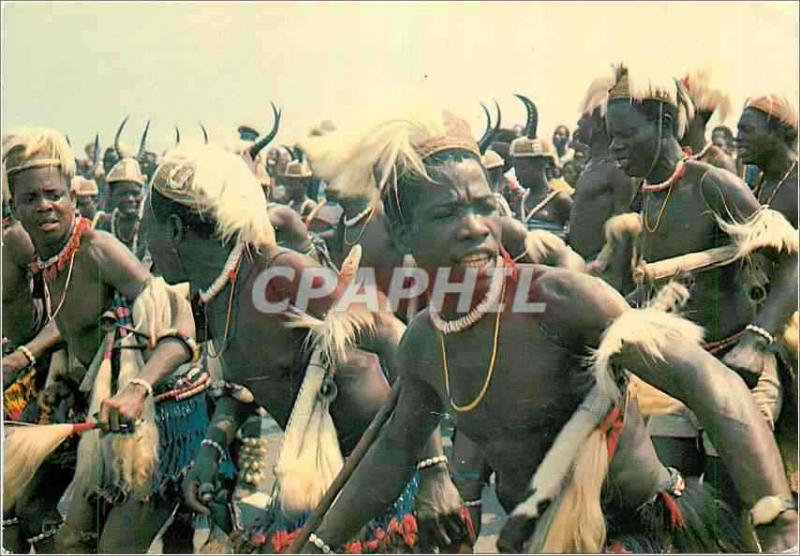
[
  {"x1": 644, "y1": 182, "x2": 677, "y2": 233},
  {"x1": 439, "y1": 280, "x2": 505, "y2": 413},
  {"x1": 343, "y1": 206, "x2": 375, "y2": 246}
]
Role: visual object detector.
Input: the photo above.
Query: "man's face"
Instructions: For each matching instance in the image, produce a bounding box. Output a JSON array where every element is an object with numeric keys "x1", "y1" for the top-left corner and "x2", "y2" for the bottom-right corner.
[
  {"x1": 284, "y1": 177, "x2": 308, "y2": 200},
  {"x1": 736, "y1": 108, "x2": 777, "y2": 166},
  {"x1": 553, "y1": 126, "x2": 570, "y2": 149},
  {"x1": 103, "y1": 148, "x2": 119, "y2": 174},
  {"x1": 110, "y1": 181, "x2": 143, "y2": 217},
  {"x1": 711, "y1": 129, "x2": 729, "y2": 150},
  {"x1": 402, "y1": 157, "x2": 500, "y2": 273},
  {"x1": 513, "y1": 156, "x2": 549, "y2": 187},
  {"x1": 11, "y1": 167, "x2": 76, "y2": 254},
  {"x1": 606, "y1": 101, "x2": 660, "y2": 178},
  {"x1": 142, "y1": 200, "x2": 187, "y2": 284},
  {"x1": 76, "y1": 195, "x2": 97, "y2": 218}
]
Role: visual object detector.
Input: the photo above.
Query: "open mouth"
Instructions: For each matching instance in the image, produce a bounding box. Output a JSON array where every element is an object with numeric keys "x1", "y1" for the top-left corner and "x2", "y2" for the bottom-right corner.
[{"x1": 457, "y1": 252, "x2": 496, "y2": 271}]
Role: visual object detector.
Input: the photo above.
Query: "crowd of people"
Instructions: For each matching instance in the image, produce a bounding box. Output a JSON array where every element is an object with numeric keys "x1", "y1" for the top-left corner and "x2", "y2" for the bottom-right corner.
[{"x1": 1, "y1": 63, "x2": 798, "y2": 554}]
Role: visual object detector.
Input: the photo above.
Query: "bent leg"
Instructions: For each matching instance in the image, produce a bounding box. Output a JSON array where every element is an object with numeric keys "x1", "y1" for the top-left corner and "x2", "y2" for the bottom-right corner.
[{"x1": 98, "y1": 497, "x2": 177, "y2": 554}]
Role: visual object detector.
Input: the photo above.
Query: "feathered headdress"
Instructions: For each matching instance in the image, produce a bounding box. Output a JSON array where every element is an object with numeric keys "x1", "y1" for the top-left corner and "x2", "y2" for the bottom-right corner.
[
  {"x1": 744, "y1": 94, "x2": 798, "y2": 131},
  {"x1": 300, "y1": 107, "x2": 479, "y2": 202},
  {"x1": 2, "y1": 127, "x2": 76, "y2": 180},
  {"x1": 150, "y1": 144, "x2": 275, "y2": 250},
  {"x1": 682, "y1": 68, "x2": 731, "y2": 121},
  {"x1": 607, "y1": 63, "x2": 695, "y2": 140},
  {"x1": 578, "y1": 76, "x2": 614, "y2": 117}
]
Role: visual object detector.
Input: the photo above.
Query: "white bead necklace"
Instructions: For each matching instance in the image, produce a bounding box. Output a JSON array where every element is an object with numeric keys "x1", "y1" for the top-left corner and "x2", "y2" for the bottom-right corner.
[
  {"x1": 343, "y1": 203, "x2": 375, "y2": 227},
  {"x1": 198, "y1": 236, "x2": 245, "y2": 305},
  {"x1": 429, "y1": 258, "x2": 505, "y2": 335}
]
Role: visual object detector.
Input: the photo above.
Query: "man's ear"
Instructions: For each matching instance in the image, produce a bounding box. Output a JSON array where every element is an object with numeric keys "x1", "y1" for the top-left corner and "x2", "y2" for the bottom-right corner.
[
  {"x1": 661, "y1": 109, "x2": 675, "y2": 137},
  {"x1": 166, "y1": 213, "x2": 185, "y2": 244}
]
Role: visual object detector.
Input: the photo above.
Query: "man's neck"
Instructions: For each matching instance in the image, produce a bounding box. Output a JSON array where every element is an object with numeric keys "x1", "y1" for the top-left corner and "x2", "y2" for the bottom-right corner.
[
  {"x1": 645, "y1": 140, "x2": 684, "y2": 184},
  {"x1": 589, "y1": 132, "x2": 611, "y2": 161},
  {"x1": 760, "y1": 146, "x2": 796, "y2": 182},
  {"x1": 522, "y1": 171, "x2": 549, "y2": 197},
  {"x1": 185, "y1": 239, "x2": 237, "y2": 297}
]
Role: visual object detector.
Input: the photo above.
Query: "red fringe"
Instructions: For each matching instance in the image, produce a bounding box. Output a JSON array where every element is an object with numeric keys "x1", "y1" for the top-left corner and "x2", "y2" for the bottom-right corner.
[
  {"x1": 658, "y1": 491, "x2": 686, "y2": 528},
  {"x1": 30, "y1": 217, "x2": 92, "y2": 282}
]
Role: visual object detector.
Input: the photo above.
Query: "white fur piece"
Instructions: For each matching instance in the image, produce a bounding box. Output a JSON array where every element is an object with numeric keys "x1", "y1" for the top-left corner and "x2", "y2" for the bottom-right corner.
[
  {"x1": 156, "y1": 144, "x2": 276, "y2": 250},
  {"x1": 284, "y1": 305, "x2": 377, "y2": 366},
  {"x1": 587, "y1": 213, "x2": 642, "y2": 276},
  {"x1": 338, "y1": 244, "x2": 362, "y2": 286},
  {"x1": 300, "y1": 105, "x2": 450, "y2": 201},
  {"x1": 684, "y1": 68, "x2": 731, "y2": 121},
  {"x1": 524, "y1": 230, "x2": 567, "y2": 264},
  {"x1": 579, "y1": 76, "x2": 614, "y2": 117},
  {"x1": 716, "y1": 207, "x2": 799, "y2": 259},
  {"x1": 750, "y1": 495, "x2": 787, "y2": 526},
  {"x1": 511, "y1": 385, "x2": 612, "y2": 526},
  {"x1": 592, "y1": 308, "x2": 705, "y2": 403},
  {"x1": 274, "y1": 349, "x2": 343, "y2": 516},
  {"x1": 2, "y1": 127, "x2": 76, "y2": 178},
  {"x1": 646, "y1": 280, "x2": 691, "y2": 313}
]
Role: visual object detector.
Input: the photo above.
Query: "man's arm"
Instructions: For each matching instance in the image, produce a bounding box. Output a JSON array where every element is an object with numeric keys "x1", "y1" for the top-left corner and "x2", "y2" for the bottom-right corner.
[
  {"x1": 87, "y1": 231, "x2": 196, "y2": 425},
  {"x1": 305, "y1": 369, "x2": 444, "y2": 550},
  {"x1": 500, "y1": 217, "x2": 585, "y2": 271},
  {"x1": 2, "y1": 320, "x2": 63, "y2": 387},
  {"x1": 700, "y1": 168, "x2": 799, "y2": 380},
  {"x1": 269, "y1": 203, "x2": 315, "y2": 255}
]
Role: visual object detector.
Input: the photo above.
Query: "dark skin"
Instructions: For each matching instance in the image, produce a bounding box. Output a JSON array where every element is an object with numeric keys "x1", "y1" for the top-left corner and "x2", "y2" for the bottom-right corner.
[
  {"x1": 552, "y1": 125, "x2": 570, "y2": 158},
  {"x1": 568, "y1": 109, "x2": 638, "y2": 261},
  {"x1": 736, "y1": 107, "x2": 798, "y2": 227},
  {"x1": 607, "y1": 100, "x2": 797, "y2": 369},
  {"x1": 301, "y1": 156, "x2": 796, "y2": 552},
  {"x1": 2, "y1": 220, "x2": 38, "y2": 349},
  {"x1": 284, "y1": 176, "x2": 317, "y2": 219},
  {"x1": 6, "y1": 165, "x2": 194, "y2": 553},
  {"x1": 682, "y1": 110, "x2": 737, "y2": 174},
  {"x1": 512, "y1": 156, "x2": 572, "y2": 226},
  {"x1": 75, "y1": 194, "x2": 98, "y2": 221},
  {"x1": 267, "y1": 202, "x2": 316, "y2": 256},
  {"x1": 142, "y1": 195, "x2": 463, "y2": 547}
]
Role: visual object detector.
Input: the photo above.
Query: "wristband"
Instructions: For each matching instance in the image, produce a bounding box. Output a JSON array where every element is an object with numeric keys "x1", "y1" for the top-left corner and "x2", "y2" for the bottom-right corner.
[
  {"x1": 309, "y1": 533, "x2": 335, "y2": 554},
  {"x1": 15, "y1": 345, "x2": 36, "y2": 367},
  {"x1": 156, "y1": 328, "x2": 201, "y2": 364},
  {"x1": 746, "y1": 324, "x2": 775, "y2": 345},
  {"x1": 200, "y1": 438, "x2": 226, "y2": 462},
  {"x1": 129, "y1": 377, "x2": 153, "y2": 398},
  {"x1": 417, "y1": 455, "x2": 448, "y2": 471}
]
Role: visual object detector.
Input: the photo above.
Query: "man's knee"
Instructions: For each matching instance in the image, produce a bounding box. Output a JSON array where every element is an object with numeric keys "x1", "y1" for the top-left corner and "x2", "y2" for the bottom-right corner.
[{"x1": 54, "y1": 525, "x2": 98, "y2": 554}]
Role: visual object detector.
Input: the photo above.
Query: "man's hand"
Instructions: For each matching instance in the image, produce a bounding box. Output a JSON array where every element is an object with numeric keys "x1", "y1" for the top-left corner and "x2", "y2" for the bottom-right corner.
[
  {"x1": 723, "y1": 331, "x2": 775, "y2": 389},
  {"x1": 415, "y1": 464, "x2": 473, "y2": 552},
  {"x1": 99, "y1": 382, "x2": 147, "y2": 431},
  {"x1": 2, "y1": 350, "x2": 30, "y2": 389},
  {"x1": 183, "y1": 444, "x2": 220, "y2": 515}
]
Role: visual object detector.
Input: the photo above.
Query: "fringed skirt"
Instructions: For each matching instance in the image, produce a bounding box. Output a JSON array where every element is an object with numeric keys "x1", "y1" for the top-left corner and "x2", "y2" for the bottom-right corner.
[{"x1": 235, "y1": 474, "x2": 422, "y2": 553}]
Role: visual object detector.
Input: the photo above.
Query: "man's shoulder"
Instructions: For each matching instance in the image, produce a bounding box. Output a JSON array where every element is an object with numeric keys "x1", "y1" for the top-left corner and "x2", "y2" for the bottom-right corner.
[
  {"x1": 686, "y1": 159, "x2": 756, "y2": 211},
  {"x1": 94, "y1": 212, "x2": 112, "y2": 231}
]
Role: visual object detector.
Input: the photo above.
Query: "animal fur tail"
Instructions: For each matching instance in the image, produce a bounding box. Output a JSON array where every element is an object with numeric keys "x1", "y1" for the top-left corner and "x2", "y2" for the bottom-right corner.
[
  {"x1": 524, "y1": 230, "x2": 568, "y2": 265},
  {"x1": 284, "y1": 305, "x2": 377, "y2": 365},
  {"x1": 716, "y1": 206, "x2": 798, "y2": 259},
  {"x1": 587, "y1": 213, "x2": 642, "y2": 276}
]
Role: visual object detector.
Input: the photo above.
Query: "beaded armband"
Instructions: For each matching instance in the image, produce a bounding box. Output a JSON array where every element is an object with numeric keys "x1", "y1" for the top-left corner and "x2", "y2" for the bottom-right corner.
[{"x1": 156, "y1": 328, "x2": 201, "y2": 364}]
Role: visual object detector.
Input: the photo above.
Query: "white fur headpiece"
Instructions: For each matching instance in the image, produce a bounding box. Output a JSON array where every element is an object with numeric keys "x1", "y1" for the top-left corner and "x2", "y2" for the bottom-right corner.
[
  {"x1": 607, "y1": 63, "x2": 695, "y2": 140},
  {"x1": 579, "y1": 76, "x2": 614, "y2": 117},
  {"x1": 682, "y1": 68, "x2": 731, "y2": 121},
  {"x1": 151, "y1": 144, "x2": 276, "y2": 250},
  {"x1": 3, "y1": 127, "x2": 76, "y2": 179}
]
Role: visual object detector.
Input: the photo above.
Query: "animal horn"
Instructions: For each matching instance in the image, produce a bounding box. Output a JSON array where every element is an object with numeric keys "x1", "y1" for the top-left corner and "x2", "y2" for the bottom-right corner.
[
  {"x1": 199, "y1": 121, "x2": 209, "y2": 145},
  {"x1": 493, "y1": 100, "x2": 502, "y2": 137},
  {"x1": 114, "y1": 115, "x2": 130, "y2": 158},
  {"x1": 137, "y1": 120, "x2": 151, "y2": 160},
  {"x1": 175, "y1": 125, "x2": 181, "y2": 147},
  {"x1": 293, "y1": 146, "x2": 304, "y2": 163},
  {"x1": 477, "y1": 103, "x2": 493, "y2": 154},
  {"x1": 65, "y1": 134, "x2": 72, "y2": 147},
  {"x1": 514, "y1": 93, "x2": 538, "y2": 139},
  {"x1": 89, "y1": 133, "x2": 100, "y2": 175},
  {"x1": 282, "y1": 144, "x2": 295, "y2": 161},
  {"x1": 248, "y1": 102, "x2": 282, "y2": 159}
]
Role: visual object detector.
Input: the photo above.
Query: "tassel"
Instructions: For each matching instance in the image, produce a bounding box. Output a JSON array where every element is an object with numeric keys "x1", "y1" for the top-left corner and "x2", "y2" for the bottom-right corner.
[
  {"x1": 3, "y1": 421, "x2": 99, "y2": 513},
  {"x1": 658, "y1": 491, "x2": 686, "y2": 528}
]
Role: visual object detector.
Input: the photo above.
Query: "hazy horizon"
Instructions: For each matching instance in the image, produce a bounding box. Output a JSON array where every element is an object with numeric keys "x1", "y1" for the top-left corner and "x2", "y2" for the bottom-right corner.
[{"x1": 2, "y1": 2, "x2": 798, "y2": 155}]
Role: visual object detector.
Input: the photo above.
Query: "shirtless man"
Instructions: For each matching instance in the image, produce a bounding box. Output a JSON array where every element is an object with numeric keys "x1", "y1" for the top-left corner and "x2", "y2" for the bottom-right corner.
[
  {"x1": 141, "y1": 144, "x2": 464, "y2": 552},
  {"x1": 2, "y1": 128, "x2": 199, "y2": 553},
  {"x1": 283, "y1": 160, "x2": 318, "y2": 220},
  {"x1": 567, "y1": 76, "x2": 638, "y2": 262},
  {"x1": 510, "y1": 95, "x2": 572, "y2": 237},
  {"x1": 604, "y1": 66, "x2": 798, "y2": 503},
  {"x1": 94, "y1": 157, "x2": 147, "y2": 260},
  {"x1": 297, "y1": 108, "x2": 797, "y2": 553}
]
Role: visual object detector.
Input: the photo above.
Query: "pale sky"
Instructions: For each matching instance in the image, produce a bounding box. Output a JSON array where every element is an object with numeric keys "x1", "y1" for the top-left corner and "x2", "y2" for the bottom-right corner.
[{"x1": 2, "y1": 2, "x2": 798, "y2": 155}]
